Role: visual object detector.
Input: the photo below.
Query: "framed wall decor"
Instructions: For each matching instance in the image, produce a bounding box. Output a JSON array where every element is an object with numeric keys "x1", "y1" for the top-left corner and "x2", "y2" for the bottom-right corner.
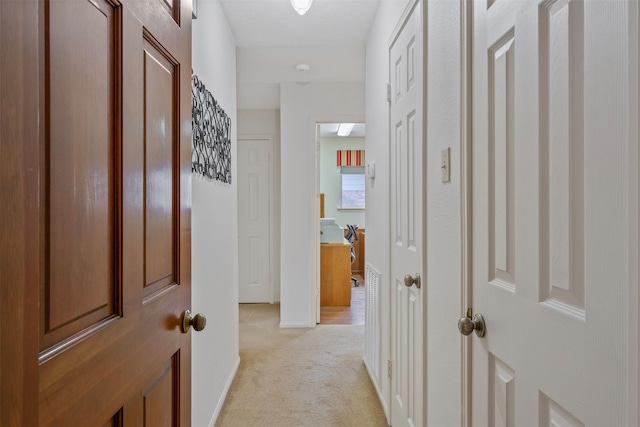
[{"x1": 191, "y1": 74, "x2": 232, "y2": 183}]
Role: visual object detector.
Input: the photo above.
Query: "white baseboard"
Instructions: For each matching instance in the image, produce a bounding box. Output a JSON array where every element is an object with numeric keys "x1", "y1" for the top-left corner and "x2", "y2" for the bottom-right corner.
[
  {"x1": 279, "y1": 321, "x2": 314, "y2": 328},
  {"x1": 208, "y1": 356, "x2": 241, "y2": 427},
  {"x1": 363, "y1": 357, "x2": 390, "y2": 425}
]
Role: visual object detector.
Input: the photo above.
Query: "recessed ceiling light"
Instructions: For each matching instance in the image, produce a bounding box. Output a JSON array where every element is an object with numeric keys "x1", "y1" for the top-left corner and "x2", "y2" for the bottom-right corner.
[
  {"x1": 296, "y1": 64, "x2": 310, "y2": 73},
  {"x1": 337, "y1": 123, "x2": 355, "y2": 137}
]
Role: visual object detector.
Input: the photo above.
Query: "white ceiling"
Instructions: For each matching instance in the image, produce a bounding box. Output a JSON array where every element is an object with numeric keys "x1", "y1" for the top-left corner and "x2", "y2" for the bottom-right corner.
[{"x1": 218, "y1": 0, "x2": 381, "y2": 109}]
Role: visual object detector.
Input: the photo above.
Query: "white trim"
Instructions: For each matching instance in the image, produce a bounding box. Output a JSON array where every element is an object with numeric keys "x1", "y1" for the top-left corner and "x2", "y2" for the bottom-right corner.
[
  {"x1": 337, "y1": 207, "x2": 365, "y2": 212},
  {"x1": 312, "y1": 115, "x2": 365, "y2": 327},
  {"x1": 363, "y1": 357, "x2": 390, "y2": 424},
  {"x1": 386, "y1": 36, "x2": 394, "y2": 427},
  {"x1": 629, "y1": 1, "x2": 639, "y2": 424},
  {"x1": 316, "y1": 125, "x2": 321, "y2": 324},
  {"x1": 388, "y1": 0, "x2": 421, "y2": 47},
  {"x1": 207, "y1": 356, "x2": 241, "y2": 427},
  {"x1": 279, "y1": 321, "x2": 316, "y2": 328},
  {"x1": 420, "y1": 2, "x2": 428, "y2": 423},
  {"x1": 459, "y1": 1, "x2": 473, "y2": 426}
]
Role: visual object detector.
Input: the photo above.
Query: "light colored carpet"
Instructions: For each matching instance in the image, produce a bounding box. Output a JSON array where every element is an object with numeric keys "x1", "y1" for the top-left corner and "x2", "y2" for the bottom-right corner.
[{"x1": 215, "y1": 304, "x2": 388, "y2": 427}]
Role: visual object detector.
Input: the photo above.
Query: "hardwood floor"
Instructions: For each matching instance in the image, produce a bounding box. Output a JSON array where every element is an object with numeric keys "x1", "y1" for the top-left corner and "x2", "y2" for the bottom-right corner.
[{"x1": 320, "y1": 273, "x2": 364, "y2": 325}]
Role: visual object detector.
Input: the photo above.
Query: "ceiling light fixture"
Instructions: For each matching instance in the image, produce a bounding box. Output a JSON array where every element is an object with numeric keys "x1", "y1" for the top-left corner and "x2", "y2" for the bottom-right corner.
[
  {"x1": 290, "y1": 0, "x2": 313, "y2": 15},
  {"x1": 337, "y1": 123, "x2": 355, "y2": 137}
]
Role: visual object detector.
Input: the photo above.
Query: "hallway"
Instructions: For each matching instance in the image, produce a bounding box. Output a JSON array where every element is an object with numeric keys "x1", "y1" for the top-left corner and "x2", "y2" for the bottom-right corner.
[{"x1": 215, "y1": 304, "x2": 386, "y2": 426}]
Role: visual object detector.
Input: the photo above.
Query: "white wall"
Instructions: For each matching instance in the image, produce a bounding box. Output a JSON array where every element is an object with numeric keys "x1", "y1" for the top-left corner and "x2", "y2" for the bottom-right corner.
[
  {"x1": 237, "y1": 109, "x2": 281, "y2": 302},
  {"x1": 424, "y1": 1, "x2": 463, "y2": 424},
  {"x1": 280, "y1": 82, "x2": 365, "y2": 327},
  {"x1": 191, "y1": 2, "x2": 239, "y2": 426},
  {"x1": 364, "y1": 0, "x2": 463, "y2": 424},
  {"x1": 319, "y1": 136, "x2": 366, "y2": 228}
]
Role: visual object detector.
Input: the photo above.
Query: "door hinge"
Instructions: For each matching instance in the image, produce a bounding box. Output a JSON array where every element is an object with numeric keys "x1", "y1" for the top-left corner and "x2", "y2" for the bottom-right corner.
[
  {"x1": 386, "y1": 84, "x2": 391, "y2": 103},
  {"x1": 388, "y1": 359, "x2": 392, "y2": 379}
]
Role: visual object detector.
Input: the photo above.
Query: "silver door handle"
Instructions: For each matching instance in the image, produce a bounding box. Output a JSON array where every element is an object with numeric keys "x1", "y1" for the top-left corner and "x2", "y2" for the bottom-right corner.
[
  {"x1": 458, "y1": 312, "x2": 485, "y2": 338},
  {"x1": 181, "y1": 310, "x2": 207, "y2": 333},
  {"x1": 403, "y1": 273, "x2": 421, "y2": 289}
]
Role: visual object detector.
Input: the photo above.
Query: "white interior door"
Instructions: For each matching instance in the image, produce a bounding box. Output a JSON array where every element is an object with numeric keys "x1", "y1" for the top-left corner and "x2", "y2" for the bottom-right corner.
[
  {"x1": 389, "y1": 1, "x2": 424, "y2": 425},
  {"x1": 469, "y1": 0, "x2": 635, "y2": 424},
  {"x1": 238, "y1": 139, "x2": 271, "y2": 303}
]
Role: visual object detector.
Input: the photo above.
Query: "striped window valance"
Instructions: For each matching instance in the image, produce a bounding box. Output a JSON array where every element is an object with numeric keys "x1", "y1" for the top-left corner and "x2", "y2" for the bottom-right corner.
[{"x1": 336, "y1": 150, "x2": 365, "y2": 166}]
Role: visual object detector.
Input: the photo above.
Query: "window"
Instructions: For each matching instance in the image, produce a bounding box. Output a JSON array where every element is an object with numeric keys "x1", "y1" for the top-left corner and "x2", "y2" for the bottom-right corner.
[{"x1": 341, "y1": 166, "x2": 365, "y2": 209}]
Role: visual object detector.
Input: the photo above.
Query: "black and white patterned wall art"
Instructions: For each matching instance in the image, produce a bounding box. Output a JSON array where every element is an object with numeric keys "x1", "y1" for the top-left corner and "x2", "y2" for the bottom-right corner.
[{"x1": 191, "y1": 74, "x2": 232, "y2": 183}]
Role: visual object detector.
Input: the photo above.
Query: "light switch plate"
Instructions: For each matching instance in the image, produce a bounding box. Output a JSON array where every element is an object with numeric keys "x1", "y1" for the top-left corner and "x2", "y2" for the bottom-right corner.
[
  {"x1": 367, "y1": 161, "x2": 376, "y2": 179},
  {"x1": 441, "y1": 147, "x2": 451, "y2": 183}
]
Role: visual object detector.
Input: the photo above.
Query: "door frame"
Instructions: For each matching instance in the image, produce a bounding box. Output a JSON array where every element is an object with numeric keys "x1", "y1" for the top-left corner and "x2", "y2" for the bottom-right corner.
[
  {"x1": 631, "y1": 1, "x2": 640, "y2": 423},
  {"x1": 237, "y1": 134, "x2": 274, "y2": 303},
  {"x1": 311, "y1": 116, "x2": 365, "y2": 325},
  {"x1": 315, "y1": 124, "x2": 321, "y2": 323},
  {"x1": 460, "y1": 0, "x2": 473, "y2": 425}
]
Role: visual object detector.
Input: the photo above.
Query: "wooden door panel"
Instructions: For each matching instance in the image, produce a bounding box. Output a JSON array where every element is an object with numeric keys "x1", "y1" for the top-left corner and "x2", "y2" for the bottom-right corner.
[
  {"x1": 160, "y1": 0, "x2": 181, "y2": 25},
  {"x1": 39, "y1": 328, "x2": 134, "y2": 424},
  {"x1": 37, "y1": 0, "x2": 192, "y2": 425},
  {"x1": 143, "y1": 354, "x2": 180, "y2": 427},
  {"x1": 41, "y1": 0, "x2": 121, "y2": 352},
  {"x1": 104, "y1": 411, "x2": 124, "y2": 427},
  {"x1": 143, "y1": 35, "x2": 178, "y2": 297},
  {"x1": 127, "y1": 10, "x2": 191, "y2": 424},
  {"x1": 1, "y1": 0, "x2": 192, "y2": 423}
]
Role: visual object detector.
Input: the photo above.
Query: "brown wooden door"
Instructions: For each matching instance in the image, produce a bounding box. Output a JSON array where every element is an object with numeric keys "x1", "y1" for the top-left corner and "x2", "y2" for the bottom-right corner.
[{"x1": 1, "y1": 0, "x2": 193, "y2": 424}]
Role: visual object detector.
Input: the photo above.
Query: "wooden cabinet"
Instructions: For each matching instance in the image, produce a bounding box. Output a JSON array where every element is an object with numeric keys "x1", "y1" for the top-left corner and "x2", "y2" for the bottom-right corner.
[{"x1": 320, "y1": 243, "x2": 352, "y2": 306}]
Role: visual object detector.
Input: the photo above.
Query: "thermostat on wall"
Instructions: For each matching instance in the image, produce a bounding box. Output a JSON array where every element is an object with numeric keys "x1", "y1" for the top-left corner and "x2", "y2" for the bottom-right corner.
[{"x1": 367, "y1": 161, "x2": 375, "y2": 179}]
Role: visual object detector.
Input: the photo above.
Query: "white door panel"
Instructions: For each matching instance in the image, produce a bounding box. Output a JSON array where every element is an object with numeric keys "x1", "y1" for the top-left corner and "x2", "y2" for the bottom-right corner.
[
  {"x1": 470, "y1": 0, "x2": 635, "y2": 425},
  {"x1": 389, "y1": 1, "x2": 424, "y2": 426},
  {"x1": 238, "y1": 139, "x2": 271, "y2": 303}
]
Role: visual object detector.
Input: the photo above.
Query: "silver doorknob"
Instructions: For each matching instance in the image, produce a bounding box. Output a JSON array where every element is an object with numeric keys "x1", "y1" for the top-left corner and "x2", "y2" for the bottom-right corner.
[
  {"x1": 181, "y1": 310, "x2": 207, "y2": 333},
  {"x1": 458, "y1": 313, "x2": 486, "y2": 337},
  {"x1": 403, "y1": 273, "x2": 421, "y2": 289}
]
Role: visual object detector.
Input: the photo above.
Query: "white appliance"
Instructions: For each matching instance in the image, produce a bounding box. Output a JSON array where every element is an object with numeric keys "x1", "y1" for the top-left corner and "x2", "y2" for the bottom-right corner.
[{"x1": 320, "y1": 218, "x2": 346, "y2": 243}]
